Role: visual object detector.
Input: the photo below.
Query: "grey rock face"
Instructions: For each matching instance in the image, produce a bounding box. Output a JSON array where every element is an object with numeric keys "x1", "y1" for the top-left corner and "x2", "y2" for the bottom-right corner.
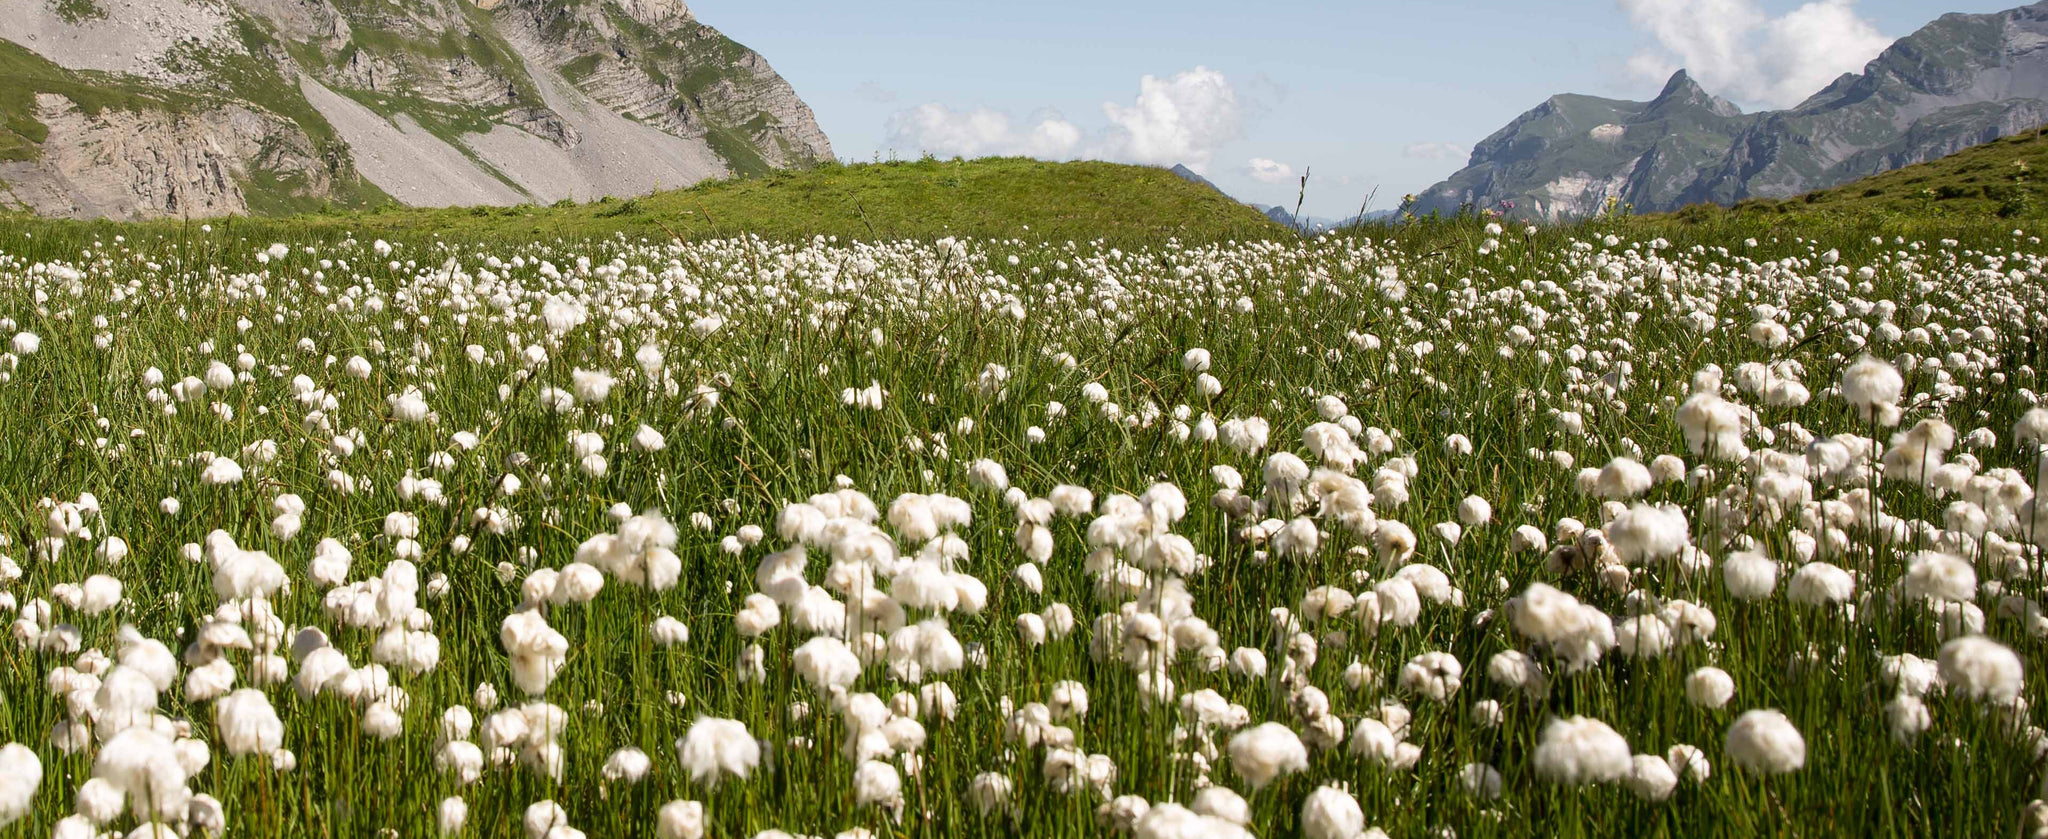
[
  {"x1": 0, "y1": 0, "x2": 832, "y2": 219},
  {"x1": 0, "y1": 93, "x2": 329, "y2": 219},
  {"x1": 1414, "y1": 2, "x2": 2048, "y2": 219},
  {"x1": 486, "y1": 0, "x2": 830, "y2": 173}
]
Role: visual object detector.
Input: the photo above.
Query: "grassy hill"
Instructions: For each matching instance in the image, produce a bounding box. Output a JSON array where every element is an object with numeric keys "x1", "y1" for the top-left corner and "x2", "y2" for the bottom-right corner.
[
  {"x1": 1659, "y1": 125, "x2": 2048, "y2": 224},
  {"x1": 0, "y1": 157, "x2": 1287, "y2": 244}
]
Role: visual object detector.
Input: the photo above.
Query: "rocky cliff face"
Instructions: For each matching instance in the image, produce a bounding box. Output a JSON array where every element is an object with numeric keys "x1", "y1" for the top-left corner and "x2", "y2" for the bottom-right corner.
[
  {"x1": 0, "y1": 0, "x2": 832, "y2": 219},
  {"x1": 0, "y1": 93, "x2": 332, "y2": 218},
  {"x1": 490, "y1": 0, "x2": 830, "y2": 173},
  {"x1": 1413, "y1": 1, "x2": 2048, "y2": 220}
]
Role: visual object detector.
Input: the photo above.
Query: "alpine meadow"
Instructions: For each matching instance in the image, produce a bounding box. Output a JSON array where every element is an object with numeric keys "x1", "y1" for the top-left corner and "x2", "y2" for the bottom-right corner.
[{"x1": 2, "y1": 1, "x2": 2048, "y2": 839}]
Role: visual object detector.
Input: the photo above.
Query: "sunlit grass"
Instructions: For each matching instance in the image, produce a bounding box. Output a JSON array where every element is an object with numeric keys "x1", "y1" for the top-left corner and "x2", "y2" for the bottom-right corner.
[{"x1": 0, "y1": 216, "x2": 2040, "y2": 839}]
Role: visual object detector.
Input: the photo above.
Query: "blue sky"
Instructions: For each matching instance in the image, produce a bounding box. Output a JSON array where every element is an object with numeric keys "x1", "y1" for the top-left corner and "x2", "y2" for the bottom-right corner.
[{"x1": 692, "y1": 1, "x2": 2019, "y2": 216}]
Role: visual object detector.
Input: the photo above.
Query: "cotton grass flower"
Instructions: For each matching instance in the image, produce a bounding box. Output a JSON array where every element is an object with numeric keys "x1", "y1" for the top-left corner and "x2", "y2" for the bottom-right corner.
[
  {"x1": 1398, "y1": 651, "x2": 1462, "y2": 701},
  {"x1": 0, "y1": 742, "x2": 39, "y2": 827},
  {"x1": 1594, "y1": 457, "x2": 1652, "y2": 499},
  {"x1": 571, "y1": 369, "x2": 615, "y2": 404},
  {"x1": 76, "y1": 778, "x2": 123, "y2": 824},
  {"x1": 1787, "y1": 562, "x2": 1856, "y2": 607},
  {"x1": 1840, "y1": 355, "x2": 1905, "y2": 425},
  {"x1": 1606, "y1": 503, "x2": 1688, "y2": 565},
  {"x1": 94, "y1": 726, "x2": 190, "y2": 822},
  {"x1": 1133, "y1": 804, "x2": 1255, "y2": 839},
  {"x1": 1532, "y1": 715, "x2": 1631, "y2": 785},
  {"x1": 650, "y1": 617, "x2": 690, "y2": 647},
  {"x1": 1506, "y1": 583, "x2": 1615, "y2": 671},
  {"x1": 1725, "y1": 709, "x2": 1805, "y2": 774},
  {"x1": 1459, "y1": 763, "x2": 1503, "y2": 799},
  {"x1": 1623, "y1": 754, "x2": 1678, "y2": 801},
  {"x1": 1614, "y1": 615, "x2": 1673, "y2": 659},
  {"x1": 215, "y1": 688, "x2": 284, "y2": 756},
  {"x1": 1677, "y1": 391, "x2": 1750, "y2": 461},
  {"x1": 1191, "y1": 786, "x2": 1250, "y2": 824},
  {"x1": 1686, "y1": 667, "x2": 1736, "y2": 708},
  {"x1": 793, "y1": 636, "x2": 862, "y2": 695},
  {"x1": 853, "y1": 760, "x2": 902, "y2": 809},
  {"x1": 1723, "y1": 551, "x2": 1780, "y2": 600},
  {"x1": 500, "y1": 610, "x2": 569, "y2": 696},
  {"x1": 439, "y1": 797, "x2": 468, "y2": 835},
  {"x1": 1902, "y1": 551, "x2": 1976, "y2": 603},
  {"x1": 602, "y1": 747, "x2": 653, "y2": 786},
  {"x1": 967, "y1": 773, "x2": 1014, "y2": 816},
  {"x1": 1885, "y1": 693, "x2": 1932, "y2": 743},
  {"x1": 1456, "y1": 495, "x2": 1491, "y2": 526},
  {"x1": 656, "y1": 801, "x2": 706, "y2": 839},
  {"x1": 676, "y1": 717, "x2": 760, "y2": 787},
  {"x1": 1220, "y1": 417, "x2": 1270, "y2": 455},
  {"x1": 1226, "y1": 722, "x2": 1308, "y2": 790},
  {"x1": 523, "y1": 800, "x2": 571, "y2": 839},
  {"x1": 1937, "y1": 636, "x2": 2023, "y2": 704},
  {"x1": 199, "y1": 456, "x2": 245, "y2": 485},
  {"x1": 1299, "y1": 785, "x2": 1365, "y2": 839}
]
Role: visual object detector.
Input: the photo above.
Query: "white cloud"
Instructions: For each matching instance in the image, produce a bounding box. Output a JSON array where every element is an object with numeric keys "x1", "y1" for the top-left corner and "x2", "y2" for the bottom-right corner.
[
  {"x1": 1094, "y1": 66, "x2": 1244, "y2": 170},
  {"x1": 1246, "y1": 158, "x2": 1294, "y2": 184},
  {"x1": 884, "y1": 66, "x2": 1248, "y2": 171},
  {"x1": 1620, "y1": 0, "x2": 1892, "y2": 109},
  {"x1": 884, "y1": 104, "x2": 1083, "y2": 159},
  {"x1": 1402, "y1": 142, "x2": 1470, "y2": 162}
]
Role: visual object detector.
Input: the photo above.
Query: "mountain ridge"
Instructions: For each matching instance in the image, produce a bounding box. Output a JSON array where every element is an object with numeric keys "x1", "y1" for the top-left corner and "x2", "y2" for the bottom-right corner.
[{"x1": 1414, "y1": 1, "x2": 2048, "y2": 220}]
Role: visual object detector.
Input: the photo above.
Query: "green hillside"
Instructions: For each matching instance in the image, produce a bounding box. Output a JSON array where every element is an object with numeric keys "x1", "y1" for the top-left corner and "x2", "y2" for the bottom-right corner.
[
  {"x1": 1669, "y1": 125, "x2": 2048, "y2": 223},
  {"x1": 0, "y1": 157, "x2": 1287, "y2": 244}
]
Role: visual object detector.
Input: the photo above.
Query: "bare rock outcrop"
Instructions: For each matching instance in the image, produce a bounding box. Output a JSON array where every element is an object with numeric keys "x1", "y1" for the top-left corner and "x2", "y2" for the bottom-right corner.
[
  {"x1": 0, "y1": 0, "x2": 833, "y2": 218},
  {"x1": 0, "y1": 93, "x2": 326, "y2": 219}
]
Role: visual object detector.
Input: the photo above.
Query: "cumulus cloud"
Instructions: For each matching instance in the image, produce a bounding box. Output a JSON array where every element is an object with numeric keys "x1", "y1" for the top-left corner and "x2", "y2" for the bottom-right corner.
[
  {"x1": 884, "y1": 105, "x2": 1083, "y2": 159},
  {"x1": 1246, "y1": 158, "x2": 1294, "y2": 184},
  {"x1": 1094, "y1": 67, "x2": 1244, "y2": 169},
  {"x1": 1402, "y1": 142, "x2": 1470, "y2": 162},
  {"x1": 885, "y1": 66, "x2": 1248, "y2": 171},
  {"x1": 1619, "y1": 0, "x2": 1892, "y2": 109}
]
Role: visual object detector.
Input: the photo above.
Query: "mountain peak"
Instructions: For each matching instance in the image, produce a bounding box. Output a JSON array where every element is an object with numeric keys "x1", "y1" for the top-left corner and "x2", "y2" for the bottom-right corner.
[
  {"x1": 1168, "y1": 164, "x2": 1225, "y2": 194},
  {"x1": 1657, "y1": 69, "x2": 1698, "y2": 97},
  {"x1": 1650, "y1": 69, "x2": 1743, "y2": 117}
]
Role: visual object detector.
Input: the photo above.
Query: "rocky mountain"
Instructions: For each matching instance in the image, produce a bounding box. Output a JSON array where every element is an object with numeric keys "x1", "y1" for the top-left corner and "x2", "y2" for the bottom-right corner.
[
  {"x1": 0, "y1": 0, "x2": 831, "y2": 219},
  {"x1": 1414, "y1": 1, "x2": 2048, "y2": 220},
  {"x1": 1167, "y1": 164, "x2": 1222, "y2": 195}
]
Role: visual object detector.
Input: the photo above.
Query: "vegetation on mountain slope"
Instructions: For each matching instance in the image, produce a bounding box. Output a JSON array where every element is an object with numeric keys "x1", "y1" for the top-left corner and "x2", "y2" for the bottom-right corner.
[
  {"x1": 1689, "y1": 126, "x2": 2048, "y2": 223},
  {"x1": 1, "y1": 158, "x2": 1288, "y2": 244}
]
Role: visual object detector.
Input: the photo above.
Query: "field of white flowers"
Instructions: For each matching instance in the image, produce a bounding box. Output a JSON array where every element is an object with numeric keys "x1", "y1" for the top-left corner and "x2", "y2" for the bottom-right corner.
[{"x1": 0, "y1": 222, "x2": 2041, "y2": 838}]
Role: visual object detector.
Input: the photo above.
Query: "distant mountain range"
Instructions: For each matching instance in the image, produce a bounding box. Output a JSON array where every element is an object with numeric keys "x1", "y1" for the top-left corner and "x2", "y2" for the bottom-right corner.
[
  {"x1": 1252, "y1": 204, "x2": 1394, "y2": 232},
  {"x1": 1168, "y1": 164, "x2": 1393, "y2": 232},
  {"x1": 1414, "y1": 1, "x2": 2048, "y2": 220}
]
